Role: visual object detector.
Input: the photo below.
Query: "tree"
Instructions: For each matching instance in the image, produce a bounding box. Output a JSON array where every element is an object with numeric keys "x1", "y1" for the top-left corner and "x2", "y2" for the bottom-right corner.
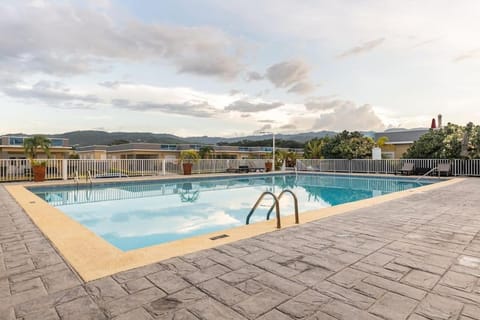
[
  {"x1": 110, "y1": 139, "x2": 130, "y2": 145},
  {"x1": 199, "y1": 146, "x2": 214, "y2": 159},
  {"x1": 304, "y1": 138, "x2": 326, "y2": 159},
  {"x1": 178, "y1": 150, "x2": 200, "y2": 163},
  {"x1": 284, "y1": 151, "x2": 298, "y2": 167},
  {"x1": 403, "y1": 122, "x2": 480, "y2": 159},
  {"x1": 23, "y1": 135, "x2": 51, "y2": 160},
  {"x1": 375, "y1": 136, "x2": 389, "y2": 148},
  {"x1": 321, "y1": 131, "x2": 374, "y2": 159}
]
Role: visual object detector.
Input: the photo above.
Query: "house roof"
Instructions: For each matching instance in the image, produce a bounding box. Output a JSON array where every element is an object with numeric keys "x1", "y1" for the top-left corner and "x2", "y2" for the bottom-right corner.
[{"x1": 374, "y1": 128, "x2": 429, "y2": 144}]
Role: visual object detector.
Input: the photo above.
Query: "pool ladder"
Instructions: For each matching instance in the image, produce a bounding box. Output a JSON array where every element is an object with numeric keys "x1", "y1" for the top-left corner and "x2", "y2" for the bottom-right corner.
[
  {"x1": 74, "y1": 170, "x2": 93, "y2": 187},
  {"x1": 246, "y1": 189, "x2": 299, "y2": 229},
  {"x1": 414, "y1": 166, "x2": 437, "y2": 182}
]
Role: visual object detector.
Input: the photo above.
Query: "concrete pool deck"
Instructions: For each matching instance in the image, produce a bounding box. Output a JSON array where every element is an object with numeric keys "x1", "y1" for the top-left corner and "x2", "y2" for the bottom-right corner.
[{"x1": 1, "y1": 178, "x2": 480, "y2": 319}]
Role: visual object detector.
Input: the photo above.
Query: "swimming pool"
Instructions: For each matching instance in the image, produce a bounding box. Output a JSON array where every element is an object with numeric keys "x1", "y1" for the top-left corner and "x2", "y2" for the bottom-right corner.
[{"x1": 30, "y1": 173, "x2": 434, "y2": 251}]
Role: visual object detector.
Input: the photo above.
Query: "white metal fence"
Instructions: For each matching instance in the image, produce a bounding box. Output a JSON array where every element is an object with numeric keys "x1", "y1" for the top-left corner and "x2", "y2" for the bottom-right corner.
[
  {"x1": 0, "y1": 159, "x2": 270, "y2": 182},
  {"x1": 296, "y1": 159, "x2": 480, "y2": 176},
  {"x1": 2, "y1": 158, "x2": 480, "y2": 182}
]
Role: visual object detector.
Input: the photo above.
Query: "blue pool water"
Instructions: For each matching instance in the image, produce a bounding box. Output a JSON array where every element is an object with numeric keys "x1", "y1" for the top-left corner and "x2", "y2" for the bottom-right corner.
[{"x1": 29, "y1": 174, "x2": 434, "y2": 251}]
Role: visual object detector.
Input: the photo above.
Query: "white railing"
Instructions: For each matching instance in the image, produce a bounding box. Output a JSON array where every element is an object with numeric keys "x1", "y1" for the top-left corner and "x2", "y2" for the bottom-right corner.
[
  {"x1": 0, "y1": 159, "x2": 271, "y2": 182},
  {"x1": 296, "y1": 159, "x2": 480, "y2": 177},
  {"x1": 2, "y1": 158, "x2": 480, "y2": 182}
]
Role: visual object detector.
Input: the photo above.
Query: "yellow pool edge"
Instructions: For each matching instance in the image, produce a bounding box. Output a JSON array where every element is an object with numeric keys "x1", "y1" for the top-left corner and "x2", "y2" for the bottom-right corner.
[{"x1": 5, "y1": 176, "x2": 463, "y2": 282}]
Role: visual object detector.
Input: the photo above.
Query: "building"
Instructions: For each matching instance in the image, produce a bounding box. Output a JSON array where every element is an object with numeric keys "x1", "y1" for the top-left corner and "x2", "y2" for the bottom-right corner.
[
  {"x1": 77, "y1": 143, "x2": 303, "y2": 160},
  {"x1": 0, "y1": 135, "x2": 71, "y2": 160},
  {"x1": 374, "y1": 128, "x2": 429, "y2": 158}
]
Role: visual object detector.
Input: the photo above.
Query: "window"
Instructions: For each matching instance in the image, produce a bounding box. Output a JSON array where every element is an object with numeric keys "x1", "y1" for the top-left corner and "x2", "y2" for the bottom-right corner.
[
  {"x1": 8, "y1": 137, "x2": 24, "y2": 145},
  {"x1": 50, "y1": 139, "x2": 65, "y2": 147}
]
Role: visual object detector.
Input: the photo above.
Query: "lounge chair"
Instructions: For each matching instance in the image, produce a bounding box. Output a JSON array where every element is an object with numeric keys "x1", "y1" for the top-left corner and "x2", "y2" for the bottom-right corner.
[
  {"x1": 238, "y1": 165, "x2": 249, "y2": 173},
  {"x1": 397, "y1": 163, "x2": 414, "y2": 175},
  {"x1": 226, "y1": 165, "x2": 249, "y2": 173},
  {"x1": 247, "y1": 161, "x2": 265, "y2": 172},
  {"x1": 437, "y1": 163, "x2": 451, "y2": 176}
]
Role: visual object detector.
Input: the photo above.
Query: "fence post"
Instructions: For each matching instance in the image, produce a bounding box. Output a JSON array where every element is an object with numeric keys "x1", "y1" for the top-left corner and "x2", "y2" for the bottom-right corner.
[
  {"x1": 162, "y1": 159, "x2": 166, "y2": 176},
  {"x1": 62, "y1": 159, "x2": 68, "y2": 180}
]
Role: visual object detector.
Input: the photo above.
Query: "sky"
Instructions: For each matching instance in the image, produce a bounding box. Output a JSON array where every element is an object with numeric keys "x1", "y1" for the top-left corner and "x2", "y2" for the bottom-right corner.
[{"x1": 1, "y1": 0, "x2": 480, "y2": 137}]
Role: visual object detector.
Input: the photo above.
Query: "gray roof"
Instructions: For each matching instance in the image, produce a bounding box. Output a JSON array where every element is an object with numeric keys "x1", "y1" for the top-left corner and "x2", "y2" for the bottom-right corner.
[
  {"x1": 76, "y1": 145, "x2": 108, "y2": 152},
  {"x1": 106, "y1": 143, "x2": 178, "y2": 152},
  {"x1": 374, "y1": 128, "x2": 429, "y2": 143}
]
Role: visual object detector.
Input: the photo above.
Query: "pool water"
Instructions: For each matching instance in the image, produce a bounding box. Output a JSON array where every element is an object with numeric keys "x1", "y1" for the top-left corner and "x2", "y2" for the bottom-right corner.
[{"x1": 30, "y1": 174, "x2": 433, "y2": 251}]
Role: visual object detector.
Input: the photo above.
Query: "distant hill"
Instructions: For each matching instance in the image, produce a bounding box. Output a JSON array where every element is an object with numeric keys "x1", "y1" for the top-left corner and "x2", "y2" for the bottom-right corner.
[
  {"x1": 6, "y1": 130, "x2": 375, "y2": 146},
  {"x1": 49, "y1": 131, "x2": 190, "y2": 146},
  {"x1": 187, "y1": 131, "x2": 340, "y2": 144}
]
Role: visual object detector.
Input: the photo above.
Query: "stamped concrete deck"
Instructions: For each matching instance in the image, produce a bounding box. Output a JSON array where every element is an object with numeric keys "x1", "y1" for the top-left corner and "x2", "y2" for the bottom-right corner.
[{"x1": 1, "y1": 179, "x2": 480, "y2": 320}]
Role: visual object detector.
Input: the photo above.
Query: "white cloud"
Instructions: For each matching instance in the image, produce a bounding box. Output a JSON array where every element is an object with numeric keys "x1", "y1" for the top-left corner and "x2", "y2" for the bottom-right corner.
[
  {"x1": 112, "y1": 99, "x2": 221, "y2": 118},
  {"x1": 337, "y1": 38, "x2": 385, "y2": 58},
  {"x1": 309, "y1": 98, "x2": 385, "y2": 131},
  {"x1": 2, "y1": 80, "x2": 101, "y2": 109},
  {"x1": 453, "y1": 49, "x2": 480, "y2": 63},
  {"x1": 265, "y1": 60, "x2": 315, "y2": 95},
  {"x1": 225, "y1": 100, "x2": 283, "y2": 112},
  {"x1": 0, "y1": 1, "x2": 244, "y2": 79}
]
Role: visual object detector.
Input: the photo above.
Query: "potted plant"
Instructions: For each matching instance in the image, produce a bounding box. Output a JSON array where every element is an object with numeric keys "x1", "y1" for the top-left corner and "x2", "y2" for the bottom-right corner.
[
  {"x1": 265, "y1": 160, "x2": 273, "y2": 172},
  {"x1": 178, "y1": 150, "x2": 199, "y2": 175},
  {"x1": 23, "y1": 135, "x2": 51, "y2": 182}
]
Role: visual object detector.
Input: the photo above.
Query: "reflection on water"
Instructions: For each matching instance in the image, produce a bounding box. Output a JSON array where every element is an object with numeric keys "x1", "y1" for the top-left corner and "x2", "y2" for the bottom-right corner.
[{"x1": 30, "y1": 174, "x2": 431, "y2": 251}]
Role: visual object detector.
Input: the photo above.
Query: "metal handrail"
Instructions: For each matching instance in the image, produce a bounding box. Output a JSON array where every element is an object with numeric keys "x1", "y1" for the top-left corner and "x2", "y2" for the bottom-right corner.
[
  {"x1": 86, "y1": 170, "x2": 93, "y2": 185},
  {"x1": 74, "y1": 170, "x2": 79, "y2": 188},
  {"x1": 246, "y1": 191, "x2": 281, "y2": 229},
  {"x1": 414, "y1": 166, "x2": 437, "y2": 182},
  {"x1": 266, "y1": 189, "x2": 300, "y2": 224}
]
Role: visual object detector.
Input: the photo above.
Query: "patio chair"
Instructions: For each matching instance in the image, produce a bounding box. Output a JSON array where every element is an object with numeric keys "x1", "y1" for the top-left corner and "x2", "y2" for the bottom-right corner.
[
  {"x1": 247, "y1": 161, "x2": 265, "y2": 172},
  {"x1": 397, "y1": 163, "x2": 415, "y2": 175},
  {"x1": 238, "y1": 165, "x2": 249, "y2": 173},
  {"x1": 226, "y1": 167, "x2": 239, "y2": 173},
  {"x1": 437, "y1": 163, "x2": 451, "y2": 176}
]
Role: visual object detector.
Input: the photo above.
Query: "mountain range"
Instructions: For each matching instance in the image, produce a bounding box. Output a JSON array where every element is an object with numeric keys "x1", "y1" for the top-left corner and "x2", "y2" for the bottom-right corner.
[
  {"x1": 6, "y1": 129, "x2": 398, "y2": 146},
  {"x1": 37, "y1": 130, "x2": 340, "y2": 146}
]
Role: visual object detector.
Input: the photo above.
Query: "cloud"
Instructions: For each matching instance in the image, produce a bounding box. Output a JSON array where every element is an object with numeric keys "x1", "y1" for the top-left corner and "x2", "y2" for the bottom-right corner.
[
  {"x1": 112, "y1": 99, "x2": 220, "y2": 118},
  {"x1": 337, "y1": 38, "x2": 385, "y2": 58},
  {"x1": 246, "y1": 71, "x2": 264, "y2": 81},
  {"x1": 265, "y1": 60, "x2": 315, "y2": 95},
  {"x1": 0, "y1": 2, "x2": 244, "y2": 79},
  {"x1": 309, "y1": 98, "x2": 385, "y2": 131},
  {"x1": 225, "y1": 100, "x2": 283, "y2": 112},
  {"x1": 279, "y1": 124, "x2": 296, "y2": 130},
  {"x1": 288, "y1": 81, "x2": 316, "y2": 94},
  {"x1": 258, "y1": 124, "x2": 272, "y2": 131},
  {"x1": 229, "y1": 89, "x2": 242, "y2": 96},
  {"x1": 410, "y1": 37, "x2": 442, "y2": 49},
  {"x1": 2, "y1": 80, "x2": 100, "y2": 109},
  {"x1": 305, "y1": 97, "x2": 353, "y2": 111},
  {"x1": 452, "y1": 49, "x2": 480, "y2": 63},
  {"x1": 258, "y1": 120, "x2": 276, "y2": 123},
  {"x1": 98, "y1": 81, "x2": 130, "y2": 89}
]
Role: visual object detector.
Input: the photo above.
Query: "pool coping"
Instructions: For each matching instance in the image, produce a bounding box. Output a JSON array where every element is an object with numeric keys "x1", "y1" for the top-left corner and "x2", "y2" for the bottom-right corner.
[{"x1": 5, "y1": 173, "x2": 463, "y2": 282}]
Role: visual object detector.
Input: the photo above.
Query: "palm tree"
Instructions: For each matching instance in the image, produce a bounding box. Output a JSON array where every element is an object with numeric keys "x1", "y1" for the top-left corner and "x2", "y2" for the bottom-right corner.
[
  {"x1": 304, "y1": 139, "x2": 324, "y2": 159},
  {"x1": 23, "y1": 135, "x2": 51, "y2": 160},
  {"x1": 199, "y1": 146, "x2": 214, "y2": 159},
  {"x1": 23, "y1": 135, "x2": 51, "y2": 182},
  {"x1": 275, "y1": 149, "x2": 288, "y2": 169},
  {"x1": 375, "y1": 136, "x2": 389, "y2": 148}
]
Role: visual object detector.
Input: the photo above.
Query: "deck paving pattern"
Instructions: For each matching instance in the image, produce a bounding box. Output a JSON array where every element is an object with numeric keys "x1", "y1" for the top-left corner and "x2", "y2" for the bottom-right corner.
[{"x1": 1, "y1": 179, "x2": 480, "y2": 319}]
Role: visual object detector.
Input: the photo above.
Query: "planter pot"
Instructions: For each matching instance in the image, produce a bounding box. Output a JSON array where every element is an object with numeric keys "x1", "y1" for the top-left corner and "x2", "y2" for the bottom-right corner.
[
  {"x1": 182, "y1": 163, "x2": 193, "y2": 175},
  {"x1": 265, "y1": 162, "x2": 273, "y2": 172},
  {"x1": 32, "y1": 165, "x2": 46, "y2": 182}
]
